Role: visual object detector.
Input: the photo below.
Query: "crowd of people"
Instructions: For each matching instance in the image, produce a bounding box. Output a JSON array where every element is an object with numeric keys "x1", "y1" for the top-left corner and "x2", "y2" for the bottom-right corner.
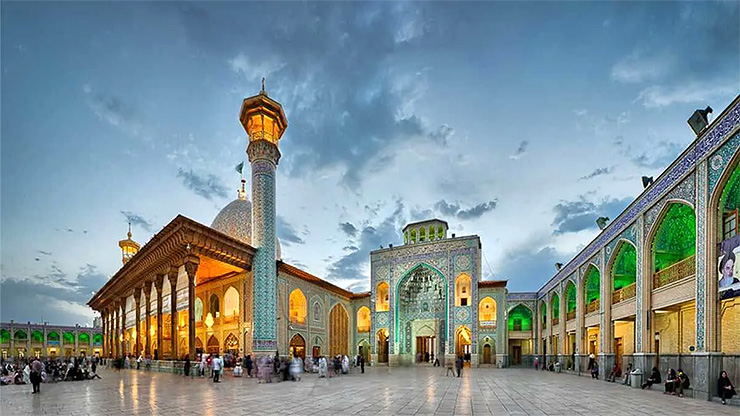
[{"x1": 0, "y1": 354, "x2": 102, "y2": 392}]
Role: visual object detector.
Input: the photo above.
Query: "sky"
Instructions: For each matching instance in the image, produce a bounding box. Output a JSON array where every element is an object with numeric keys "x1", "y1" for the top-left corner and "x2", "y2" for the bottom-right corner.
[{"x1": 1, "y1": 1, "x2": 738, "y2": 326}]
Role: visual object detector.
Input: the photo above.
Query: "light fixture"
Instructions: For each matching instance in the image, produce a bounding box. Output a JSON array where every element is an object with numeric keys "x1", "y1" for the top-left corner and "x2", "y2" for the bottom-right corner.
[
  {"x1": 555, "y1": 262, "x2": 563, "y2": 271},
  {"x1": 654, "y1": 332, "x2": 660, "y2": 341},
  {"x1": 687, "y1": 106, "x2": 713, "y2": 135},
  {"x1": 642, "y1": 176, "x2": 654, "y2": 188},
  {"x1": 596, "y1": 217, "x2": 609, "y2": 230},
  {"x1": 205, "y1": 312, "x2": 214, "y2": 328}
]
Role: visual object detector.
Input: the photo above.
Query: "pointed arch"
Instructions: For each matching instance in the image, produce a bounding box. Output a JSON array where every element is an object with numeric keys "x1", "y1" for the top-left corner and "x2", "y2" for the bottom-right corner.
[
  {"x1": 289, "y1": 288, "x2": 307, "y2": 324},
  {"x1": 93, "y1": 333, "x2": 103, "y2": 345},
  {"x1": 376, "y1": 282, "x2": 390, "y2": 311},
  {"x1": 551, "y1": 293, "x2": 560, "y2": 325},
  {"x1": 290, "y1": 333, "x2": 306, "y2": 359},
  {"x1": 610, "y1": 240, "x2": 637, "y2": 303},
  {"x1": 329, "y1": 303, "x2": 349, "y2": 356},
  {"x1": 455, "y1": 325, "x2": 472, "y2": 357},
  {"x1": 478, "y1": 297, "x2": 497, "y2": 326},
  {"x1": 31, "y1": 330, "x2": 44, "y2": 343},
  {"x1": 508, "y1": 304, "x2": 533, "y2": 331},
  {"x1": 455, "y1": 273, "x2": 472, "y2": 306},
  {"x1": 565, "y1": 281, "x2": 577, "y2": 318},
  {"x1": 209, "y1": 294, "x2": 220, "y2": 318},
  {"x1": 0, "y1": 329, "x2": 10, "y2": 343},
  {"x1": 194, "y1": 297, "x2": 203, "y2": 322},
  {"x1": 356, "y1": 306, "x2": 371, "y2": 332},
  {"x1": 224, "y1": 333, "x2": 238, "y2": 353},
  {"x1": 540, "y1": 300, "x2": 547, "y2": 329},
  {"x1": 47, "y1": 331, "x2": 59, "y2": 342},
  {"x1": 78, "y1": 332, "x2": 90, "y2": 344},
  {"x1": 224, "y1": 286, "x2": 240, "y2": 318},
  {"x1": 649, "y1": 201, "x2": 696, "y2": 289},
  {"x1": 206, "y1": 334, "x2": 219, "y2": 354},
  {"x1": 583, "y1": 265, "x2": 600, "y2": 313},
  {"x1": 394, "y1": 263, "x2": 449, "y2": 345},
  {"x1": 13, "y1": 330, "x2": 27, "y2": 341},
  {"x1": 63, "y1": 332, "x2": 75, "y2": 344}
]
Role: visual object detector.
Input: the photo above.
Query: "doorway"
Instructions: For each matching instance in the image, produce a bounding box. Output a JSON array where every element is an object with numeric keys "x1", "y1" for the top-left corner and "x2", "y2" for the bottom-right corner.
[
  {"x1": 290, "y1": 334, "x2": 306, "y2": 360},
  {"x1": 415, "y1": 336, "x2": 436, "y2": 363},
  {"x1": 512, "y1": 346, "x2": 522, "y2": 365},
  {"x1": 483, "y1": 344, "x2": 491, "y2": 364},
  {"x1": 376, "y1": 329, "x2": 388, "y2": 363},
  {"x1": 614, "y1": 337, "x2": 623, "y2": 368}
]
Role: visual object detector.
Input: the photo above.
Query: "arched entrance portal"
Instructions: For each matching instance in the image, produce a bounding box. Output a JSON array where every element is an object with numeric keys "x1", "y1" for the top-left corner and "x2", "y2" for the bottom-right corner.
[
  {"x1": 455, "y1": 326, "x2": 472, "y2": 361},
  {"x1": 376, "y1": 329, "x2": 389, "y2": 363},
  {"x1": 329, "y1": 304, "x2": 349, "y2": 357},
  {"x1": 207, "y1": 335, "x2": 219, "y2": 354},
  {"x1": 290, "y1": 334, "x2": 306, "y2": 359},
  {"x1": 224, "y1": 333, "x2": 238, "y2": 355},
  {"x1": 483, "y1": 344, "x2": 492, "y2": 364}
]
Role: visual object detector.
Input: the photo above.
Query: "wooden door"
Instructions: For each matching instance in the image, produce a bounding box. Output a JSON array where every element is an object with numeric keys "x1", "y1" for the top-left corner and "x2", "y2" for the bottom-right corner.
[
  {"x1": 483, "y1": 344, "x2": 491, "y2": 364},
  {"x1": 513, "y1": 346, "x2": 522, "y2": 365}
]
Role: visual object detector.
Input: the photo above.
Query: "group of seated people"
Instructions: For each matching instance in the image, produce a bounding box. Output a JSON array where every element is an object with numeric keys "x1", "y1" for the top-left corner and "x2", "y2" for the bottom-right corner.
[
  {"x1": 0, "y1": 355, "x2": 102, "y2": 385},
  {"x1": 639, "y1": 366, "x2": 737, "y2": 404}
]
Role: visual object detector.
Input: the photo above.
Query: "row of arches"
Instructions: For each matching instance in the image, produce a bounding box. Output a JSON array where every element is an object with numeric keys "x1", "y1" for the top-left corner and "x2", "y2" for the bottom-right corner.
[
  {"x1": 0, "y1": 330, "x2": 102, "y2": 345},
  {"x1": 287, "y1": 289, "x2": 372, "y2": 332}
]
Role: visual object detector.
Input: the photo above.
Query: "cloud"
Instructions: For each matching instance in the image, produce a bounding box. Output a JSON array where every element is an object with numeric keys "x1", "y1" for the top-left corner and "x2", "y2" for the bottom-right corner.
[
  {"x1": 338, "y1": 222, "x2": 358, "y2": 238},
  {"x1": 326, "y1": 198, "x2": 404, "y2": 281},
  {"x1": 37, "y1": 250, "x2": 52, "y2": 256},
  {"x1": 614, "y1": 137, "x2": 683, "y2": 169},
  {"x1": 121, "y1": 210, "x2": 154, "y2": 232},
  {"x1": 636, "y1": 81, "x2": 736, "y2": 109},
  {"x1": 551, "y1": 195, "x2": 633, "y2": 235},
  {"x1": 434, "y1": 199, "x2": 498, "y2": 221},
  {"x1": 276, "y1": 216, "x2": 305, "y2": 245},
  {"x1": 611, "y1": 49, "x2": 674, "y2": 84},
  {"x1": 509, "y1": 140, "x2": 529, "y2": 160},
  {"x1": 82, "y1": 84, "x2": 142, "y2": 137},
  {"x1": 0, "y1": 264, "x2": 107, "y2": 325},
  {"x1": 495, "y1": 245, "x2": 566, "y2": 292},
  {"x1": 228, "y1": 52, "x2": 285, "y2": 83},
  {"x1": 176, "y1": 168, "x2": 228, "y2": 200},
  {"x1": 579, "y1": 167, "x2": 613, "y2": 180}
]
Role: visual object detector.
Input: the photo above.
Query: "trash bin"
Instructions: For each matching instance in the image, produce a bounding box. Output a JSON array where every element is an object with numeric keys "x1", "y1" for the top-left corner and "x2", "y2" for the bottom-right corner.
[
  {"x1": 554, "y1": 362, "x2": 562, "y2": 373},
  {"x1": 631, "y1": 369, "x2": 643, "y2": 388}
]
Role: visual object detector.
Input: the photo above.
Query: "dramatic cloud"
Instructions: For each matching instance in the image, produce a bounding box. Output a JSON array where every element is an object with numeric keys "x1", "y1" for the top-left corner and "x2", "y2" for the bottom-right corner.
[
  {"x1": 496, "y1": 245, "x2": 568, "y2": 292},
  {"x1": 636, "y1": 81, "x2": 736, "y2": 109},
  {"x1": 509, "y1": 141, "x2": 529, "y2": 160},
  {"x1": 326, "y1": 199, "x2": 404, "y2": 281},
  {"x1": 338, "y1": 222, "x2": 358, "y2": 238},
  {"x1": 121, "y1": 210, "x2": 154, "y2": 232},
  {"x1": 610, "y1": 49, "x2": 673, "y2": 84},
  {"x1": 0, "y1": 264, "x2": 107, "y2": 325},
  {"x1": 579, "y1": 167, "x2": 613, "y2": 180},
  {"x1": 37, "y1": 250, "x2": 52, "y2": 256},
  {"x1": 434, "y1": 199, "x2": 498, "y2": 220},
  {"x1": 276, "y1": 216, "x2": 305, "y2": 245},
  {"x1": 551, "y1": 195, "x2": 633, "y2": 235},
  {"x1": 176, "y1": 168, "x2": 228, "y2": 200}
]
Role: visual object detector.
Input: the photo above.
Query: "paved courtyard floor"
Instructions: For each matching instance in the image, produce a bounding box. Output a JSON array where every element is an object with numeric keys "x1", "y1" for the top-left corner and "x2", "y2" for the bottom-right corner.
[{"x1": 0, "y1": 366, "x2": 735, "y2": 415}]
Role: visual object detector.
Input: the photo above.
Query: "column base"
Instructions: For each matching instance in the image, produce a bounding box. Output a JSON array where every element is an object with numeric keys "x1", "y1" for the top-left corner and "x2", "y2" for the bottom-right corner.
[
  {"x1": 598, "y1": 353, "x2": 615, "y2": 381},
  {"x1": 690, "y1": 352, "x2": 724, "y2": 401}
]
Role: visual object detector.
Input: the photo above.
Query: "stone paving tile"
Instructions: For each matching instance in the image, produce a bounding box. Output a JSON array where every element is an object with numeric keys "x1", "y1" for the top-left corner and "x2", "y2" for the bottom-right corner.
[{"x1": 0, "y1": 366, "x2": 737, "y2": 415}]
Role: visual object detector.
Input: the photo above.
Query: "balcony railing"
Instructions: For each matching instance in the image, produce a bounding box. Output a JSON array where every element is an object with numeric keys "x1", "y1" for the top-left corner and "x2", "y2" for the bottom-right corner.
[
  {"x1": 612, "y1": 282, "x2": 636, "y2": 304},
  {"x1": 653, "y1": 255, "x2": 696, "y2": 289},
  {"x1": 566, "y1": 310, "x2": 576, "y2": 321},
  {"x1": 587, "y1": 299, "x2": 599, "y2": 313}
]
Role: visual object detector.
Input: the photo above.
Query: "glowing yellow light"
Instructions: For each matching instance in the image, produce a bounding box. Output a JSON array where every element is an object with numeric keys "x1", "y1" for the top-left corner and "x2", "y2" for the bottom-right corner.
[
  {"x1": 149, "y1": 325, "x2": 155, "y2": 337},
  {"x1": 205, "y1": 312, "x2": 214, "y2": 328},
  {"x1": 131, "y1": 328, "x2": 137, "y2": 341}
]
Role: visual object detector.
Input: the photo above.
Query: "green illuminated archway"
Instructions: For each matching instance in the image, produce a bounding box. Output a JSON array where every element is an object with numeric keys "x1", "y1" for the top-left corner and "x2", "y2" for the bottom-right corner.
[
  {"x1": 0, "y1": 329, "x2": 9, "y2": 343},
  {"x1": 14, "y1": 330, "x2": 27, "y2": 340},
  {"x1": 551, "y1": 293, "x2": 560, "y2": 323},
  {"x1": 565, "y1": 281, "x2": 576, "y2": 314},
  {"x1": 652, "y1": 202, "x2": 696, "y2": 272},
  {"x1": 611, "y1": 242, "x2": 637, "y2": 291},
  {"x1": 584, "y1": 265, "x2": 600, "y2": 304},
  {"x1": 79, "y1": 332, "x2": 90, "y2": 344},
  {"x1": 63, "y1": 332, "x2": 75, "y2": 344},
  {"x1": 93, "y1": 333, "x2": 103, "y2": 345},
  {"x1": 47, "y1": 331, "x2": 59, "y2": 342},
  {"x1": 508, "y1": 304, "x2": 533, "y2": 331},
  {"x1": 540, "y1": 301, "x2": 547, "y2": 329},
  {"x1": 31, "y1": 330, "x2": 43, "y2": 343}
]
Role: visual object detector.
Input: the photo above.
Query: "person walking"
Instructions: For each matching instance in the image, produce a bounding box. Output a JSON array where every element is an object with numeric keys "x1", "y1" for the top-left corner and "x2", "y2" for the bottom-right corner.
[
  {"x1": 359, "y1": 354, "x2": 365, "y2": 374},
  {"x1": 456, "y1": 356, "x2": 464, "y2": 377},
  {"x1": 212, "y1": 354, "x2": 222, "y2": 383}
]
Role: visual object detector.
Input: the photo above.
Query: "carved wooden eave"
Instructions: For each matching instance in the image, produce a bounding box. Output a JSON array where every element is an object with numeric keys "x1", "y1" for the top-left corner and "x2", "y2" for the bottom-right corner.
[{"x1": 88, "y1": 215, "x2": 256, "y2": 311}]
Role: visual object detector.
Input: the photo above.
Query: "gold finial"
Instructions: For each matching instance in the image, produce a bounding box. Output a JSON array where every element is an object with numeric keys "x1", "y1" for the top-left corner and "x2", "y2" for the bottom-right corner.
[
  {"x1": 127, "y1": 221, "x2": 132, "y2": 239},
  {"x1": 260, "y1": 77, "x2": 266, "y2": 95},
  {"x1": 238, "y1": 178, "x2": 247, "y2": 200}
]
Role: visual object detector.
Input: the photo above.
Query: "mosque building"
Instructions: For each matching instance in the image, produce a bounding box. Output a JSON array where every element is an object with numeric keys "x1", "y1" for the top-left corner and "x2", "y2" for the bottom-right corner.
[{"x1": 88, "y1": 87, "x2": 740, "y2": 400}]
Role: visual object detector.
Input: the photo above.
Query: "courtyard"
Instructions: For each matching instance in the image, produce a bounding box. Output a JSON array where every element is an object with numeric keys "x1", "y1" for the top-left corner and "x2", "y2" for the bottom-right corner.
[{"x1": 0, "y1": 366, "x2": 735, "y2": 415}]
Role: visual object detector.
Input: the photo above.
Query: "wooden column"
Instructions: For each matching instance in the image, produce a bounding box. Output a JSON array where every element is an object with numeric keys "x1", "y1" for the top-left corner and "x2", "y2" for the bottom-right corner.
[
  {"x1": 144, "y1": 282, "x2": 152, "y2": 357},
  {"x1": 184, "y1": 256, "x2": 200, "y2": 361},
  {"x1": 114, "y1": 302, "x2": 120, "y2": 357},
  {"x1": 134, "y1": 288, "x2": 142, "y2": 357},
  {"x1": 168, "y1": 267, "x2": 179, "y2": 360},
  {"x1": 120, "y1": 296, "x2": 127, "y2": 356},
  {"x1": 155, "y1": 274, "x2": 164, "y2": 360}
]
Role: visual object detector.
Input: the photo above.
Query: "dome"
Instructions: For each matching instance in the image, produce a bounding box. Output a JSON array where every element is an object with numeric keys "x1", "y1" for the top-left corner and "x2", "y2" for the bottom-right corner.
[{"x1": 211, "y1": 198, "x2": 252, "y2": 245}]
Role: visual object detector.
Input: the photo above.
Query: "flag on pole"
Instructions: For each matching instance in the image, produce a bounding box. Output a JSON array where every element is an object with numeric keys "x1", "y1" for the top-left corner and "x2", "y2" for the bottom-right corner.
[{"x1": 235, "y1": 162, "x2": 244, "y2": 175}]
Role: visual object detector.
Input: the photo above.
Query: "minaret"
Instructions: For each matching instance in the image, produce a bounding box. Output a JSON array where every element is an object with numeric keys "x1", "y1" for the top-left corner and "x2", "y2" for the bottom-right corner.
[
  {"x1": 240, "y1": 79, "x2": 287, "y2": 353},
  {"x1": 118, "y1": 222, "x2": 140, "y2": 266}
]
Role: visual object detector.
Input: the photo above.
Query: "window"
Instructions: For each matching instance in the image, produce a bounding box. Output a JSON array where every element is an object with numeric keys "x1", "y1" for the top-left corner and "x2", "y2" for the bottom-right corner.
[
  {"x1": 376, "y1": 282, "x2": 389, "y2": 312},
  {"x1": 420, "y1": 227, "x2": 426, "y2": 242},
  {"x1": 724, "y1": 210, "x2": 738, "y2": 240},
  {"x1": 478, "y1": 297, "x2": 497, "y2": 326},
  {"x1": 313, "y1": 302, "x2": 322, "y2": 321},
  {"x1": 357, "y1": 307, "x2": 371, "y2": 332},
  {"x1": 289, "y1": 289, "x2": 307, "y2": 324},
  {"x1": 455, "y1": 274, "x2": 471, "y2": 306}
]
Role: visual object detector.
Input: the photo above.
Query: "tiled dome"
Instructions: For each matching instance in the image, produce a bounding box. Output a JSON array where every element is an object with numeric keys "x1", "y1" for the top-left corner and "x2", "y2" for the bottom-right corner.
[{"x1": 211, "y1": 198, "x2": 252, "y2": 245}]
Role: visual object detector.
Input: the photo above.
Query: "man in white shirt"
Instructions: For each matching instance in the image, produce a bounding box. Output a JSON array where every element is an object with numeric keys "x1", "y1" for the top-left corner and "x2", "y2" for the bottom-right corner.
[{"x1": 212, "y1": 353, "x2": 222, "y2": 383}]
